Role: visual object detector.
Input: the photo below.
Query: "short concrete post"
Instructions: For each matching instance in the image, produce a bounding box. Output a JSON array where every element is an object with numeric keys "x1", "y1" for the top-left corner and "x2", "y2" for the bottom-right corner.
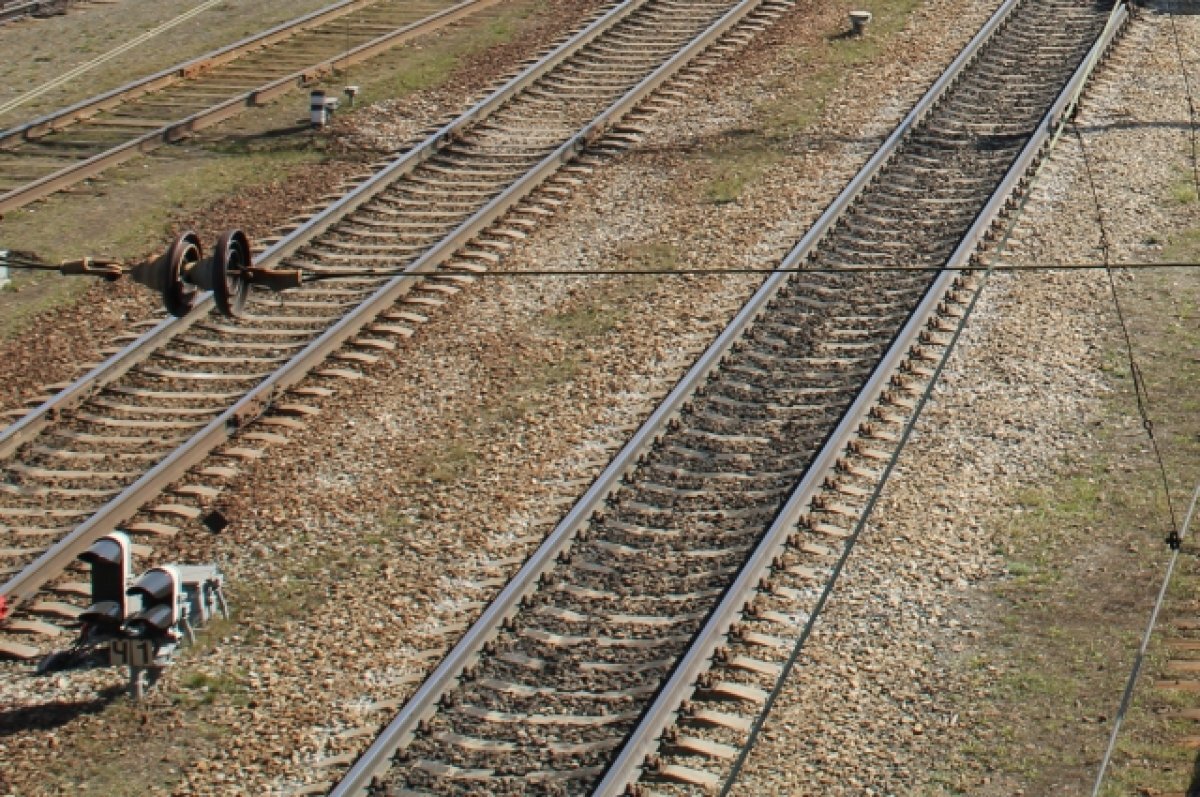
[{"x1": 849, "y1": 10, "x2": 872, "y2": 36}]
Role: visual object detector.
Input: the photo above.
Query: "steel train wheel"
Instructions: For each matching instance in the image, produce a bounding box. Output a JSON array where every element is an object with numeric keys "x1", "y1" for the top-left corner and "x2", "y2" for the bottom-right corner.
[
  {"x1": 162, "y1": 232, "x2": 202, "y2": 317},
  {"x1": 212, "y1": 229, "x2": 251, "y2": 317}
]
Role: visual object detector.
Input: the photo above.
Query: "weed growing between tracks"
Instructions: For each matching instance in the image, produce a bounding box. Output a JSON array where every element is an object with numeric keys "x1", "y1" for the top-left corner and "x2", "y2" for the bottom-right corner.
[
  {"x1": 347, "y1": 0, "x2": 550, "y2": 107},
  {"x1": 0, "y1": 0, "x2": 576, "y2": 299},
  {"x1": 1099, "y1": 231, "x2": 1200, "y2": 795}
]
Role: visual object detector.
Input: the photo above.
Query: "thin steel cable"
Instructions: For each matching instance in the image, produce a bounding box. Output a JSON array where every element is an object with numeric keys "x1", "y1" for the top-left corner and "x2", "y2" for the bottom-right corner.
[
  {"x1": 1072, "y1": 121, "x2": 1180, "y2": 537},
  {"x1": 718, "y1": 260, "x2": 1001, "y2": 795},
  {"x1": 15, "y1": 257, "x2": 1200, "y2": 279},
  {"x1": 291, "y1": 261, "x2": 1200, "y2": 280},
  {"x1": 1090, "y1": 482, "x2": 1200, "y2": 797},
  {"x1": 15, "y1": 258, "x2": 1200, "y2": 279},
  {"x1": 1168, "y1": 0, "x2": 1200, "y2": 197}
]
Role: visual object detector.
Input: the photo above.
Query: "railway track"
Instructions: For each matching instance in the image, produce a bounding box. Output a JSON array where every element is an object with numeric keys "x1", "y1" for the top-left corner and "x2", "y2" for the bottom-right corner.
[
  {"x1": 314, "y1": 0, "x2": 1131, "y2": 794},
  {"x1": 0, "y1": 0, "x2": 793, "y2": 661},
  {"x1": 0, "y1": 0, "x2": 73, "y2": 24},
  {"x1": 0, "y1": 0, "x2": 512, "y2": 214}
]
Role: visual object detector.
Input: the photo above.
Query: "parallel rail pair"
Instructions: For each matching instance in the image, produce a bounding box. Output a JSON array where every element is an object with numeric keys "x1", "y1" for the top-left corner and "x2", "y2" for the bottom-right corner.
[
  {"x1": 0, "y1": 0, "x2": 505, "y2": 214},
  {"x1": 0, "y1": 0, "x2": 68, "y2": 25},
  {"x1": 0, "y1": 0, "x2": 1135, "y2": 791},
  {"x1": 326, "y1": 0, "x2": 1131, "y2": 794},
  {"x1": 0, "y1": 0, "x2": 788, "y2": 654}
]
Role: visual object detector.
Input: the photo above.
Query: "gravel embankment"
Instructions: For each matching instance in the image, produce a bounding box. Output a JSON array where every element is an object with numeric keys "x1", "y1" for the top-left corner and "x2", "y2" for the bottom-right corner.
[
  {"x1": 8, "y1": 1, "x2": 1191, "y2": 796},
  {"x1": 735, "y1": 8, "x2": 1200, "y2": 795},
  {"x1": 0, "y1": 0, "x2": 606, "y2": 414},
  {"x1": 0, "y1": 0, "x2": 1006, "y2": 793}
]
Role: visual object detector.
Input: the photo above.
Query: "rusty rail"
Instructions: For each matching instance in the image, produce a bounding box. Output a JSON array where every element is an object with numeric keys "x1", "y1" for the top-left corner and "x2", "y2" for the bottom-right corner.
[
  {"x1": 598, "y1": 3, "x2": 1131, "y2": 791},
  {"x1": 0, "y1": 0, "x2": 501, "y2": 215},
  {"x1": 0, "y1": 0, "x2": 738, "y2": 616},
  {"x1": 1, "y1": 0, "x2": 372, "y2": 144},
  {"x1": 0, "y1": 1, "x2": 39, "y2": 23}
]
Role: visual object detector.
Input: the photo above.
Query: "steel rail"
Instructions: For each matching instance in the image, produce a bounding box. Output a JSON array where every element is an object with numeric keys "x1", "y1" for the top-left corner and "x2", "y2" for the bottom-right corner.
[
  {"x1": 0, "y1": 0, "x2": 503, "y2": 215},
  {"x1": 324, "y1": 1, "x2": 787, "y2": 793},
  {"x1": 0, "y1": 0, "x2": 230, "y2": 119},
  {"x1": 324, "y1": 0, "x2": 1020, "y2": 789},
  {"x1": 0, "y1": 0, "x2": 638, "y2": 469},
  {"x1": 0, "y1": 0, "x2": 765, "y2": 617},
  {"x1": 0, "y1": 311, "x2": 209, "y2": 463},
  {"x1": 1, "y1": 0, "x2": 373, "y2": 144},
  {"x1": 0, "y1": 0, "x2": 641, "y2": 465},
  {"x1": 595, "y1": 4, "x2": 1131, "y2": 789},
  {"x1": 329, "y1": 0, "x2": 1127, "y2": 792},
  {"x1": 0, "y1": 0, "x2": 39, "y2": 24}
]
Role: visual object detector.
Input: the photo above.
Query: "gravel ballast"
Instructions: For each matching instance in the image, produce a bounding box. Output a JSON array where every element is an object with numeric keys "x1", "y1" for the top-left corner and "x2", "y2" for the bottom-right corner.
[
  {"x1": 734, "y1": 7, "x2": 1200, "y2": 795},
  {"x1": 3, "y1": 1, "x2": 1198, "y2": 796}
]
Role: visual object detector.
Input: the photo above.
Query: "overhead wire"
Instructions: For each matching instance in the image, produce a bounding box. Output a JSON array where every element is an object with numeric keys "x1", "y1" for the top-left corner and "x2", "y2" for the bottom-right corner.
[
  {"x1": 1072, "y1": 121, "x2": 1179, "y2": 536},
  {"x1": 13, "y1": 255, "x2": 1200, "y2": 280},
  {"x1": 1070, "y1": 61, "x2": 1189, "y2": 792},
  {"x1": 1090, "y1": 484, "x2": 1200, "y2": 797},
  {"x1": 1168, "y1": 0, "x2": 1200, "y2": 198}
]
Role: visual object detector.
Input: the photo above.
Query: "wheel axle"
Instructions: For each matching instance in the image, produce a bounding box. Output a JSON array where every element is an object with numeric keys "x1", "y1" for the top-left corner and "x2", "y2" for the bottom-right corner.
[{"x1": 56, "y1": 229, "x2": 302, "y2": 318}]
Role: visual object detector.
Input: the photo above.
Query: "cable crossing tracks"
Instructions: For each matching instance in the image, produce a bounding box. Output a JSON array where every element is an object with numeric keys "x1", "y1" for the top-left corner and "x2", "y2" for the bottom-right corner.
[
  {"x1": 0, "y1": 0, "x2": 789, "y2": 660},
  {"x1": 326, "y1": 0, "x2": 1124, "y2": 794},
  {"x1": 0, "y1": 0, "x2": 496, "y2": 213}
]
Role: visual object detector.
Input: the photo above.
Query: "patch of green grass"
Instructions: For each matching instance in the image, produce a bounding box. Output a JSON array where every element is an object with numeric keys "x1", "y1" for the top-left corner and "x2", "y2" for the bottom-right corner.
[
  {"x1": 0, "y1": 272, "x2": 92, "y2": 342},
  {"x1": 3, "y1": 145, "x2": 323, "y2": 264},
  {"x1": 236, "y1": 558, "x2": 330, "y2": 619},
  {"x1": 951, "y1": 245, "x2": 1200, "y2": 794},
  {"x1": 177, "y1": 669, "x2": 247, "y2": 707},
  {"x1": 760, "y1": 70, "x2": 839, "y2": 140},
  {"x1": 705, "y1": 136, "x2": 784, "y2": 204},
  {"x1": 478, "y1": 356, "x2": 581, "y2": 426},
  {"x1": 623, "y1": 242, "x2": 679, "y2": 272},
  {"x1": 1169, "y1": 179, "x2": 1197, "y2": 205},
  {"x1": 546, "y1": 303, "x2": 625, "y2": 339},
  {"x1": 1005, "y1": 560, "x2": 1035, "y2": 578},
  {"x1": 697, "y1": 0, "x2": 923, "y2": 204},
  {"x1": 413, "y1": 440, "x2": 479, "y2": 483},
  {"x1": 1162, "y1": 227, "x2": 1200, "y2": 262},
  {"x1": 346, "y1": 1, "x2": 543, "y2": 106}
]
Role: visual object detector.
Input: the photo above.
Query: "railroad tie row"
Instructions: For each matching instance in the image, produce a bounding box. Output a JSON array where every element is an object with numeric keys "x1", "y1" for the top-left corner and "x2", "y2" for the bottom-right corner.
[{"x1": 629, "y1": 274, "x2": 979, "y2": 794}]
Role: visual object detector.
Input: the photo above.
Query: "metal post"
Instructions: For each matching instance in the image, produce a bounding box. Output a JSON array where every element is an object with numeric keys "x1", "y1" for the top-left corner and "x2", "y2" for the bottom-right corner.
[{"x1": 310, "y1": 90, "x2": 327, "y2": 127}]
